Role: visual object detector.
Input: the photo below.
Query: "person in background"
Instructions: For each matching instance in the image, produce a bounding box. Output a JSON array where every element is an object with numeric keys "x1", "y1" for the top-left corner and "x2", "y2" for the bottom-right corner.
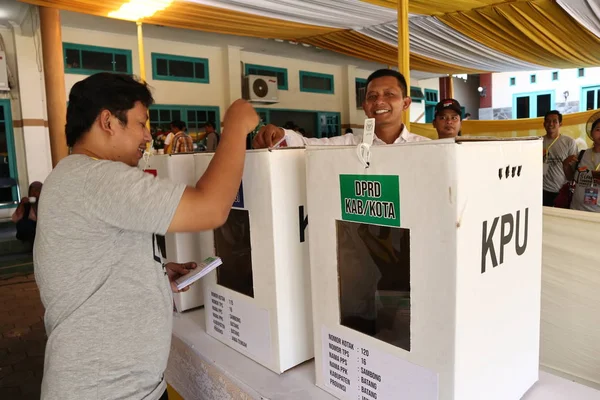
[
  {"x1": 563, "y1": 113, "x2": 600, "y2": 213},
  {"x1": 252, "y1": 69, "x2": 428, "y2": 147},
  {"x1": 204, "y1": 122, "x2": 219, "y2": 152},
  {"x1": 164, "y1": 120, "x2": 185, "y2": 154},
  {"x1": 34, "y1": 72, "x2": 258, "y2": 400},
  {"x1": 542, "y1": 110, "x2": 578, "y2": 207},
  {"x1": 171, "y1": 121, "x2": 193, "y2": 154},
  {"x1": 12, "y1": 181, "x2": 42, "y2": 248},
  {"x1": 433, "y1": 99, "x2": 462, "y2": 139},
  {"x1": 345, "y1": 128, "x2": 354, "y2": 134},
  {"x1": 463, "y1": 112, "x2": 471, "y2": 120}
]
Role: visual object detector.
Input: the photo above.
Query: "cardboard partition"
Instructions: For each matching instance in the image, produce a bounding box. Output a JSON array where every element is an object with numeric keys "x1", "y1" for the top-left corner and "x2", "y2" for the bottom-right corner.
[
  {"x1": 541, "y1": 207, "x2": 600, "y2": 387},
  {"x1": 306, "y1": 138, "x2": 543, "y2": 400},
  {"x1": 144, "y1": 154, "x2": 204, "y2": 312},
  {"x1": 197, "y1": 149, "x2": 314, "y2": 374}
]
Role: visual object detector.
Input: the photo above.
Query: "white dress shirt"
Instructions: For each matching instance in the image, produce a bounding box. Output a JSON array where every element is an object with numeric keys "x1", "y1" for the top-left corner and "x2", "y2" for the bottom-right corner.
[{"x1": 282, "y1": 125, "x2": 429, "y2": 147}]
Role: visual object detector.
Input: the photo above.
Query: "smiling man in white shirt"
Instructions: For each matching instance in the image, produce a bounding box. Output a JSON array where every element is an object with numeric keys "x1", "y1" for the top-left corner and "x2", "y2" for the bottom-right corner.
[{"x1": 252, "y1": 69, "x2": 428, "y2": 148}]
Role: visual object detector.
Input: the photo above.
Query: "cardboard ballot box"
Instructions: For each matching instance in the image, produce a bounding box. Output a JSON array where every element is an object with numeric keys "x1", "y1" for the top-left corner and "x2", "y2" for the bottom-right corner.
[
  {"x1": 196, "y1": 149, "x2": 314, "y2": 374},
  {"x1": 144, "y1": 154, "x2": 204, "y2": 312},
  {"x1": 305, "y1": 138, "x2": 543, "y2": 400}
]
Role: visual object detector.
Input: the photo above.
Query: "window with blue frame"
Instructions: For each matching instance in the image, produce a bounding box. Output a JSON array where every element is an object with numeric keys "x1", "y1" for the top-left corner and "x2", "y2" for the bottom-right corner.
[
  {"x1": 355, "y1": 78, "x2": 367, "y2": 108},
  {"x1": 510, "y1": 77, "x2": 516, "y2": 86},
  {"x1": 424, "y1": 89, "x2": 439, "y2": 123},
  {"x1": 410, "y1": 87, "x2": 425, "y2": 102},
  {"x1": 149, "y1": 105, "x2": 219, "y2": 142},
  {"x1": 582, "y1": 86, "x2": 600, "y2": 111},
  {"x1": 245, "y1": 64, "x2": 287, "y2": 90},
  {"x1": 299, "y1": 71, "x2": 334, "y2": 94},
  {"x1": 552, "y1": 71, "x2": 559, "y2": 81},
  {"x1": 63, "y1": 43, "x2": 132, "y2": 75},
  {"x1": 317, "y1": 112, "x2": 341, "y2": 138},
  {"x1": 0, "y1": 99, "x2": 19, "y2": 206},
  {"x1": 513, "y1": 91, "x2": 554, "y2": 119},
  {"x1": 152, "y1": 53, "x2": 209, "y2": 83}
]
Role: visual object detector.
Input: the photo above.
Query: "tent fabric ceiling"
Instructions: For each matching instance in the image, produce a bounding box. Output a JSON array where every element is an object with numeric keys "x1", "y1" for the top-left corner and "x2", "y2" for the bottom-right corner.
[
  {"x1": 20, "y1": 0, "x2": 600, "y2": 74},
  {"x1": 556, "y1": 0, "x2": 600, "y2": 40},
  {"x1": 361, "y1": 16, "x2": 544, "y2": 72}
]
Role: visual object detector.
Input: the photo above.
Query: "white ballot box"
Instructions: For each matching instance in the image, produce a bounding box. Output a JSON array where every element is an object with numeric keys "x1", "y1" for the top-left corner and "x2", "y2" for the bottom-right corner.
[
  {"x1": 305, "y1": 138, "x2": 543, "y2": 400},
  {"x1": 197, "y1": 149, "x2": 314, "y2": 374},
  {"x1": 144, "y1": 154, "x2": 204, "y2": 312}
]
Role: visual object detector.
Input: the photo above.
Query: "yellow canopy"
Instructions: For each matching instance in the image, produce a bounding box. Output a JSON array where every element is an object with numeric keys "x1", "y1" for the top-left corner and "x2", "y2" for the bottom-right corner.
[{"x1": 21, "y1": 0, "x2": 600, "y2": 73}]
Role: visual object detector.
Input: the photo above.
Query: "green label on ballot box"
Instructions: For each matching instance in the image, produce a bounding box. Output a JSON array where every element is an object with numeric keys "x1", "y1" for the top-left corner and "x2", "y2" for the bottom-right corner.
[{"x1": 339, "y1": 174, "x2": 400, "y2": 227}]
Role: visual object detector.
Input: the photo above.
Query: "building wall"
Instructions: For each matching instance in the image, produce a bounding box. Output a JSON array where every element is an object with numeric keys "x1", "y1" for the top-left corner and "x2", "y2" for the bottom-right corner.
[
  {"x1": 453, "y1": 75, "x2": 480, "y2": 120},
  {"x1": 487, "y1": 68, "x2": 600, "y2": 119}
]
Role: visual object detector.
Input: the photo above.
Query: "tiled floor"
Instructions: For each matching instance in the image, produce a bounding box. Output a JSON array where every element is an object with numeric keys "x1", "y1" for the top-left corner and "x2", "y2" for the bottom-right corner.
[{"x1": 0, "y1": 273, "x2": 45, "y2": 399}]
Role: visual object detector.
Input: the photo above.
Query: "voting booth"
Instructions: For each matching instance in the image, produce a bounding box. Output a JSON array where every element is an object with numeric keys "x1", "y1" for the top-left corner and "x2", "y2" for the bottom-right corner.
[
  {"x1": 305, "y1": 138, "x2": 543, "y2": 400},
  {"x1": 144, "y1": 154, "x2": 204, "y2": 312},
  {"x1": 196, "y1": 149, "x2": 314, "y2": 374}
]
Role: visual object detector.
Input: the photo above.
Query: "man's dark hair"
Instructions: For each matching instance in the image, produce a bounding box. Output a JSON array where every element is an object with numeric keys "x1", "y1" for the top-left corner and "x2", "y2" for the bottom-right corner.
[
  {"x1": 465, "y1": 113, "x2": 471, "y2": 118},
  {"x1": 170, "y1": 120, "x2": 186, "y2": 131},
  {"x1": 366, "y1": 69, "x2": 408, "y2": 97},
  {"x1": 204, "y1": 122, "x2": 214, "y2": 129},
  {"x1": 544, "y1": 110, "x2": 563, "y2": 124},
  {"x1": 65, "y1": 73, "x2": 154, "y2": 147}
]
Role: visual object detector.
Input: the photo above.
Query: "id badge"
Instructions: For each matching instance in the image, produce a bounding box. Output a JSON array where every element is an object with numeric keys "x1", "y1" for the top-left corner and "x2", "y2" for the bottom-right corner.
[
  {"x1": 543, "y1": 162, "x2": 549, "y2": 175},
  {"x1": 584, "y1": 187, "x2": 599, "y2": 205}
]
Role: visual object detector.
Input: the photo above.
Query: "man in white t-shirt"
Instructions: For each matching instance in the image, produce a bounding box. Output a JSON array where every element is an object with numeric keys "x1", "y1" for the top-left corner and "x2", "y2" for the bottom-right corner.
[
  {"x1": 542, "y1": 110, "x2": 578, "y2": 206},
  {"x1": 252, "y1": 69, "x2": 428, "y2": 148}
]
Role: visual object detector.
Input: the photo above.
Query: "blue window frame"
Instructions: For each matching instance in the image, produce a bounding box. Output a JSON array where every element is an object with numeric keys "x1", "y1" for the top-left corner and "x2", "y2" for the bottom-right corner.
[
  {"x1": 424, "y1": 89, "x2": 439, "y2": 123},
  {"x1": 63, "y1": 43, "x2": 132, "y2": 75},
  {"x1": 152, "y1": 53, "x2": 209, "y2": 83},
  {"x1": 149, "y1": 105, "x2": 220, "y2": 143},
  {"x1": 245, "y1": 64, "x2": 287, "y2": 90},
  {"x1": 581, "y1": 85, "x2": 600, "y2": 111},
  {"x1": 512, "y1": 90, "x2": 555, "y2": 119},
  {"x1": 0, "y1": 99, "x2": 19, "y2": 207},
  {"x1": 410, "y1": 86, "x2": 425, "y2": 102},
  {"x1": 254, "y1": 108, "x2": 341, "y2": 138},
  {"x1": 355, "y1": 78, "x2": 367, "y2": 107},
  {"x1": 299, "y1": 71, "x2": 334, "y2": 94}
]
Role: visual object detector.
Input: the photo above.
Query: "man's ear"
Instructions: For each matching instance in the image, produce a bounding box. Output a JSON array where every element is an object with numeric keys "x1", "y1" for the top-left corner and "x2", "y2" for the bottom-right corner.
[
  {"x1": 99, "y1": 109, "x2": 115, "y2": 135},
  {"x1": 403, "y1": 96, "x2": 412, "y2": 110}
]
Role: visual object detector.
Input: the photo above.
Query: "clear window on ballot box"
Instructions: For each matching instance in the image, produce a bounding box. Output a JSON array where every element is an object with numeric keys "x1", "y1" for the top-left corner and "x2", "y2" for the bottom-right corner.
[
  {"x1": 336, "y1": 221, "x2": 411, "y2": 351},
  {"x1": 214, "y1": 209, "x2": 254, "y2": 298}
]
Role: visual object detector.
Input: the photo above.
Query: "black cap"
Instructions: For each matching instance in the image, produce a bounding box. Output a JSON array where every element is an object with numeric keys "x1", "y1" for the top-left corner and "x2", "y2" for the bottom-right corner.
[{"x1": 435, "y1": 98, "x2": 462, "y2": 118}]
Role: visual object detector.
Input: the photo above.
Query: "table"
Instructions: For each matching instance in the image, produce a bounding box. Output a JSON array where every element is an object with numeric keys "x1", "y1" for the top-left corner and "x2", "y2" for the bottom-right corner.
[{"x1": 166, "y1": 309, "x2": 600, "y2": 400}]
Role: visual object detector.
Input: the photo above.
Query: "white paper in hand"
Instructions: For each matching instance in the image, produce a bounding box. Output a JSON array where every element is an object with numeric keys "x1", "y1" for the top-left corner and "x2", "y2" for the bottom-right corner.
[
  {"x1": 363, "y1": 118, "x2": 375, "y2": 146},
  {"x1": 175, "y1": 256, "x2": 223, "y2": 291}
]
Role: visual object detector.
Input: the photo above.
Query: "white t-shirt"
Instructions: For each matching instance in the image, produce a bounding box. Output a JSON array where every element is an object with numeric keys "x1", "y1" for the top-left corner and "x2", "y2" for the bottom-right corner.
[
  {"x1": 571, "y1": 149, "x2": 600, "y2": 213},
  {"x1": 164, "y1": 132, "x2": 174, "y2": 146}
]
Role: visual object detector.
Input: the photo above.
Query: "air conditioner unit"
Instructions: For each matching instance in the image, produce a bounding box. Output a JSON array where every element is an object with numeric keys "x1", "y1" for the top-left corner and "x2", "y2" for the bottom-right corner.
[{"x1": 243, "y1": 74, "x2": 278, "y2": 103}]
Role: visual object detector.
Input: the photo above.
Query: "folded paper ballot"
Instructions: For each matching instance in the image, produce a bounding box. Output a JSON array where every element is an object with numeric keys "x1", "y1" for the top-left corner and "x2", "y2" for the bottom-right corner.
[{"x1": 175, "y1": 257, "x2": 223, "y2": 291}]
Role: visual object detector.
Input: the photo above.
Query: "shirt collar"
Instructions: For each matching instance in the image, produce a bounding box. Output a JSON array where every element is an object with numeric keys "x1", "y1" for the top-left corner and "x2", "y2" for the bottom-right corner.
[{"x1": 372, "y1": 125, "x2": 408, "y2": 145}]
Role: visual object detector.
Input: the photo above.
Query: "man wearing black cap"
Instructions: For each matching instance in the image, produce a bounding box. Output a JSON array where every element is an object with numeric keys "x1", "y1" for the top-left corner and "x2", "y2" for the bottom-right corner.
[{"x1": 433, "y1": 98, "x2": 463, "y2": 139}]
